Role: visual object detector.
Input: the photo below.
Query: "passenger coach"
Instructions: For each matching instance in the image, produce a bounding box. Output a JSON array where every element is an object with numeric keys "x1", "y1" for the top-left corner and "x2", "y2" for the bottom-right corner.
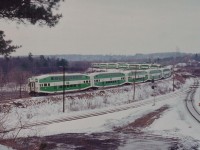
[
  {"x1": 91, "y1": 72, "x2": 126, "y2": 88},
  {"x1": 125, "y1": 70, "x2": 148, "y2": 83},
  {"x1": 28, "y1": 73, "x2": 91, "y2": 95}
]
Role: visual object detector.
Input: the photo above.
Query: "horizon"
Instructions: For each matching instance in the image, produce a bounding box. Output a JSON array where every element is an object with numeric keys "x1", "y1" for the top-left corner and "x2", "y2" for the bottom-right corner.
[{"x1": 1, "y1": 0, "x2": 200, "y2": 56}]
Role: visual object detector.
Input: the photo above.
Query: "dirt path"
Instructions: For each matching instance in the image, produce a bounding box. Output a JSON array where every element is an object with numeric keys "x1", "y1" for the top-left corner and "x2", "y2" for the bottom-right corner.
[{"x1": 115, "y1": 105, "x2": 169, "y2": 132}]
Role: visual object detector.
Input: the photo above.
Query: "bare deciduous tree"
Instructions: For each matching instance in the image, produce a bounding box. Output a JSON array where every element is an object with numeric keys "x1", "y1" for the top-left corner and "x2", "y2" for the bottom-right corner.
[{"x1": 9, "y1": 68, "x2": 31, "y2": 98}]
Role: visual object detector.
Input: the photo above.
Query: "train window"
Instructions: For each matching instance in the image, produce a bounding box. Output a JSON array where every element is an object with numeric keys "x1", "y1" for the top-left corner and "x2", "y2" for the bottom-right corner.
[
  {"x1": 44, "y1": 84, "x2": 47, "y2": 86},
  {"x1": 59, "y1": 86, "x2": 63, "y2": 88},
  {"x1": 51, "y1": 77, "x2": 54, "y2": 80},
  {"x1": 48, "y1": 83, "x2": 50, "y2": 86}
]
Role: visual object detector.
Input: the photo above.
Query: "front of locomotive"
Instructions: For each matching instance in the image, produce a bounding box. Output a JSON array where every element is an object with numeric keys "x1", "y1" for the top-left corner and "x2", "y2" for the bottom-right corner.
[{"x1": 27, "y1": 76, "x2": 40, "y2": 95}]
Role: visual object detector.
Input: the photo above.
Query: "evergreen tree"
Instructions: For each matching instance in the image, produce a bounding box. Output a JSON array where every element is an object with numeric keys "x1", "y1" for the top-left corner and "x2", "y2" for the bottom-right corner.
[
  {"x1": 56, "y1": 59, "x2": 68, "y2": 68},
  {"x1": 0, "y1": 0, "x2": 63, "y2": 27},
  {"x1": 0, "y1": 31, "x2": 21, "y2": 57},
  {"x1": 0, "y1": 0, "x2": 63, "y2": 56}
]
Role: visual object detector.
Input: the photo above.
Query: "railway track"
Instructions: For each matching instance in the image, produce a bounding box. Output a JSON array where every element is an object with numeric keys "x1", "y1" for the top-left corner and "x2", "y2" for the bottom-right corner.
[
  {"x1": 185, "y1": 78, "x2": 200, "y2": 123},
  {"x1": 2, "y1": 86, "x2": 191, "y2": 133}
]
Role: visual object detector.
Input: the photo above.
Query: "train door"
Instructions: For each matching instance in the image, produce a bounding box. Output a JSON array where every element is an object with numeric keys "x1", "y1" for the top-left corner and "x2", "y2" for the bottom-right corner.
[
  {"x1": 29, "y1": 82, "x2": 36, "y2": 95},
  {"x1": 90, "y1": 76, "x2": 94, "y2": 87}
]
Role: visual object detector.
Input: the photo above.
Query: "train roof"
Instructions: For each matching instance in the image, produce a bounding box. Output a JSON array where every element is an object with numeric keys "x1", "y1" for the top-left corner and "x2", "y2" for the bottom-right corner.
[
  {"x1": 123, "y1": 70, "x2": 148, "y2": 73},
  {"x1": 90, "y1": 70, "x2": 124, "y2": 76},
  {"x1": 32, "y1": 73, "x2": 90, "y2": 79}
]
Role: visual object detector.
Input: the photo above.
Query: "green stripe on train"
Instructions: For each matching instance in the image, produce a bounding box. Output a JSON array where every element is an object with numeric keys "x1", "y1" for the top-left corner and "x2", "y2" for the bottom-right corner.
[
  {"x1": 39, "y1": 75, "x2": 90, "y2": 83},
  {"x1": 94, "y1": 73, "x2": 125, "y2": 79},
  {"x1": 149, "y1": 75, "x2": 162, "y2": 80},
  {"x1": 40, "y1": 83, "x2": 91, "y2": 92},
  {"x1": 128, "y1": 76, "x2": 148, "y2": 82},
  {"x1": 94, "y1": 80, "x2": 126, "y2": 87}
]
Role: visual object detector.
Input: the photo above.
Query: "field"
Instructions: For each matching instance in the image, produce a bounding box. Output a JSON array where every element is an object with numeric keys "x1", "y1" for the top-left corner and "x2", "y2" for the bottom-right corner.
[{"x1": 1, "y1": 70, "x2": 200, "y2": 149}]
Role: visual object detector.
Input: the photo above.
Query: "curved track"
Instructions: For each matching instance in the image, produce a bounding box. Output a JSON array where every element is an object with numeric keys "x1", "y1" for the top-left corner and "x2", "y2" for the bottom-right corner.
[{"x1": 185, "y1": 78, "x2": 200, "y2": 123}]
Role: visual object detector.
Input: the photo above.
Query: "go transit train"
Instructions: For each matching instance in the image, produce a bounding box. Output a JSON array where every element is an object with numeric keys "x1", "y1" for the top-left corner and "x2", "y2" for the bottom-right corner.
[{"x1": 28, "y1": 67, "x2": 171, "y2": 95}]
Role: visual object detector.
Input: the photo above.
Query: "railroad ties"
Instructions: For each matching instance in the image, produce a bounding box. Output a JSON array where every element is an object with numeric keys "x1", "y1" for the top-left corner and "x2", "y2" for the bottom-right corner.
[{"x1": 186, "y1": 79, "x2": 200, "y2": 123}]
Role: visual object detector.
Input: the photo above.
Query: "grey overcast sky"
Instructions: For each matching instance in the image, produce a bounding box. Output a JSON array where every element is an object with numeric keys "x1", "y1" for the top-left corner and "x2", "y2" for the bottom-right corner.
[{"x1": 0, "y1": 0, "x2": 200, "y2": 56}]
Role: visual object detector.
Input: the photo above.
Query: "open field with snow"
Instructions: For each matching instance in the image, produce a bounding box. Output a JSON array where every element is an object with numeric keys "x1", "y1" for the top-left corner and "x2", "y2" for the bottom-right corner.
[{"x1": 0, "y1": 72, "x2": 200, "y2": 149}]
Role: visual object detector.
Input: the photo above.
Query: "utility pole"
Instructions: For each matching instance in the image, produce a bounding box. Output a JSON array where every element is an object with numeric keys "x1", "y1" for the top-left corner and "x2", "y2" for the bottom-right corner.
[
  {"x1": 172, "y1": 64, "x2": 175, "y2": 92},
  {"x1": 151, "y1": 79, "x2": 155, "y2": 106},
  {"x1": 173, "y1": 47, "x2": 179, "y2": 92},
  {"x1": 62, "y1": 66, "x2": 65, "y2": 112},
  {"x1": 133, "y1": 69, "x2": 137, "y2": 100}
]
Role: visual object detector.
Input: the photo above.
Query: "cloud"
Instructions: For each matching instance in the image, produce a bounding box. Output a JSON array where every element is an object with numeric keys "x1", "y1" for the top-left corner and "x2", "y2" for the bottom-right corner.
[{"x1": 0, "y1": 0, "x2": 200, "y2": 56}]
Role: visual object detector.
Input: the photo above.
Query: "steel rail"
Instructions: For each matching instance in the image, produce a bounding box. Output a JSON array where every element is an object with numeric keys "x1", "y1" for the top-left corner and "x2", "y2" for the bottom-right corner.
[{"x1": 185, "y1": 79, "x2": 200, "y2": 123}]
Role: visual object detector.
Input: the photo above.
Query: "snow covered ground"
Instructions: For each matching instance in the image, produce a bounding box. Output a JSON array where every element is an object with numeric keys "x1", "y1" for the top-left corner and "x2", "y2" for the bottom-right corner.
[
  {"x1": 1, "y1": 77, "x2": 190, "y2": 129},
  {"x1": 194, "y1": 85, "x2": 200, "y2": 113},
  {"x1": 0, "y1": 144, "x2": 13, "y2": 150},
  {"x1": 1, "y1": 75, "x2": 200, "y2": 149}
]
